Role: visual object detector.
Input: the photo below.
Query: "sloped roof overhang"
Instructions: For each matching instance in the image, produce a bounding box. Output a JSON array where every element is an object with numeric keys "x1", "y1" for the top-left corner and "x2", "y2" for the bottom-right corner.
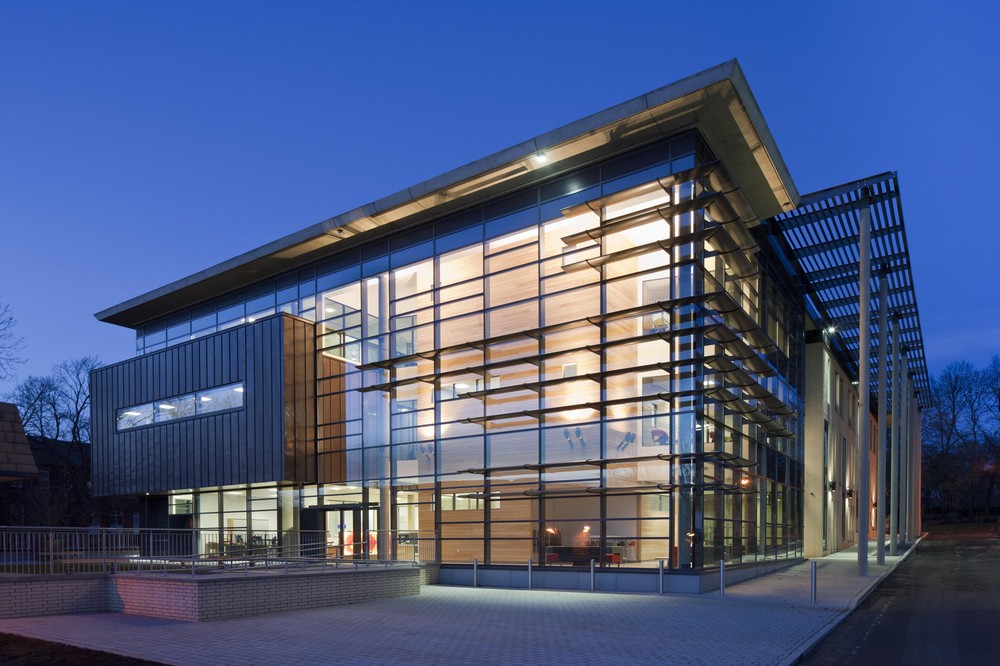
[{"x1": 96, "y1": 59, "x2": 798, "y2": 328}]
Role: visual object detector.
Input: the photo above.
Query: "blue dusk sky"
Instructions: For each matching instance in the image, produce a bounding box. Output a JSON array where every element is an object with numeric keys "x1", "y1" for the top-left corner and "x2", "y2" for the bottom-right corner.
[{"x1": 1, "y1": 0, "x2": 997, "y2": 396}]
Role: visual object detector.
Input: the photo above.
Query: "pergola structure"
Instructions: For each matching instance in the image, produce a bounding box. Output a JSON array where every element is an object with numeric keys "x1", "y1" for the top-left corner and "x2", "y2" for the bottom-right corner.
[{"x1": 765, "y1": 171, "x2": 928, "y2": 572}]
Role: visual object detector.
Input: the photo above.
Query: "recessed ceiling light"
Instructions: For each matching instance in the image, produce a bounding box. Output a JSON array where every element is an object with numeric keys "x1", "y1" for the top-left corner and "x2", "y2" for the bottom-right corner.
[{"x1": 533, "y1": 153, "x2": 549, "y2": 164}]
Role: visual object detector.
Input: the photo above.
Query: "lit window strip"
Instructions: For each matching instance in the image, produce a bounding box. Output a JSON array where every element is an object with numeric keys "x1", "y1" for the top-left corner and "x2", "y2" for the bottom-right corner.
[{"x1": 115, "y1": 382, "x2": 245, "y2": 432}]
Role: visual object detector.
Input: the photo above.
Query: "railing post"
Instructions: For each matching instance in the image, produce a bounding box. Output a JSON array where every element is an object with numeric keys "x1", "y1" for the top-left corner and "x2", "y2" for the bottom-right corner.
[
  {"x1": 590, "y1": 559, "x2": 595, "y2": 592},
  {"x1": 527, "y1": 559, "x2": 532, "y2": 590},
  {"x1": 811, "y1": 561, "x2": 818, "y2": 605},
  {"x1": 719, "y1": 559, "x2": 725, "y2": 596}
]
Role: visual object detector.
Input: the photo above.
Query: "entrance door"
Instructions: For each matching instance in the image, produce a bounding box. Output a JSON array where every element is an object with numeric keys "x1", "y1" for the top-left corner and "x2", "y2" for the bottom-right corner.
[{"x1": 324, "y1": 505, "x2": 378, "y2": 559}]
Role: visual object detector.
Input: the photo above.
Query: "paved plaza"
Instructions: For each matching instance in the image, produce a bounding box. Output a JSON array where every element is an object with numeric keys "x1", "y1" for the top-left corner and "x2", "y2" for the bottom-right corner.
[{"x1": 0, "y1": 542, "x2": 918, "y2": 666}]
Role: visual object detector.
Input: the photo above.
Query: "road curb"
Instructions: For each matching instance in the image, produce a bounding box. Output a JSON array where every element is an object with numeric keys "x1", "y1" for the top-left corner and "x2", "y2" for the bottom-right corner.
[{"x1": 778, "y1": 535, "x2": 925, "y2": 666}]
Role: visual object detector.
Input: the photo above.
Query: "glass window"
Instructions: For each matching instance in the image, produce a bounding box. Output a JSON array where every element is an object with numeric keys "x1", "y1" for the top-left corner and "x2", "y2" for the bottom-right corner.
[
  {"x1": 197, "y1": 383, "x2": 245, "y2": 414},
  {"x1": 191, "y1": 313, "x2": 216, "y2": 334},
  {"x1": 155, "y1": 394, "x2": 196, "y2": 422},
  {"x1": 116, "y1": 382, "x2": 245, "y2": 431},
  {"x1": 116, "y1": 403, "x2": 154, "y2": 430},
  {"x1": 167, "y1": 322, "x2": 191, "y2": 341},
  {"x1": 246, "y1": 293, "x2": 275, "y2": 315}
]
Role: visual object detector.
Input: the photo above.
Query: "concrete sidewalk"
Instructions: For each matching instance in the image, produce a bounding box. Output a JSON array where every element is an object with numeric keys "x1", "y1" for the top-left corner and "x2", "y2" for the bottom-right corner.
[{"x1": 0, "y1": 540, "x2": 920, "y2": 666}]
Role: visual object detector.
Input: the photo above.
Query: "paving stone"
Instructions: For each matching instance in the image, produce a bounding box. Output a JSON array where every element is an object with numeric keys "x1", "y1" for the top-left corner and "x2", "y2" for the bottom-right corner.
[{"x1": 0, "y1": 541, "x2": 919, "y2": 666}]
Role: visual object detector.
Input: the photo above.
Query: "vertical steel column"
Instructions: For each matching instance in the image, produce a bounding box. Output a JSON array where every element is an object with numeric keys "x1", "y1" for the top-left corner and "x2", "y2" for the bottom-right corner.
[
  {"x1": 857, "y1": 207, "x2": 871, "y2": 576},
  {"x1": 912, "y1": 394, "x2": 922, "y2": 537},
  {"x1": 889, "y1": 317, "x2": 901, "y2": 555},
  {"x1": 900, "y1": 358, "x2": 911, "y2": 544},
  {"x1": 876, "y1": 272, "x2": 889, "y2": 565}
]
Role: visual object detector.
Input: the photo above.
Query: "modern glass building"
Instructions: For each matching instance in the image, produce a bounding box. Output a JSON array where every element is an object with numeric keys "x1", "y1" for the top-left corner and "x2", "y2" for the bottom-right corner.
[{"x1": 90, "y1": 61, "x2": 928, "y2": 578}]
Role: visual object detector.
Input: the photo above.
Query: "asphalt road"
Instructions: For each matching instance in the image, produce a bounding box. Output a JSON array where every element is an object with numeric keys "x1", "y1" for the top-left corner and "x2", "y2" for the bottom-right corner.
[{"x1": 800, "y1": 529, "x2": 1000, "y2": 665}]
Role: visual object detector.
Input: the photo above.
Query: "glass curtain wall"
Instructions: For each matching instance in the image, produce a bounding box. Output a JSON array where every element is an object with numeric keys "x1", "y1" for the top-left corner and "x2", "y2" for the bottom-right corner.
[{"x1": 150, "y1": 132, "x2": 804, "y2": 568}]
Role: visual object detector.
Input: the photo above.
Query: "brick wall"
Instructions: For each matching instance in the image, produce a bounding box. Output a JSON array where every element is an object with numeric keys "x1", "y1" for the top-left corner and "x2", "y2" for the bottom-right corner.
[
  {"x1": 0, "y1": 575, "x2": 107, "y2": 619},
  {"x1": 419, "y1": 564, "x2": 440, "y2": 585},
  {"x1": 110, "y1": 568, "x2": 420, "y2": 621},
  {"x1": 2, "y1": 567, "x2": 420, "y2": 621}
]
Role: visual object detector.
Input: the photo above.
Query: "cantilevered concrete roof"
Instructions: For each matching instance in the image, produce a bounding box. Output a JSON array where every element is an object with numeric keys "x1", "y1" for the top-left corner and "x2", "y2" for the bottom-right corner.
[{"x1": 97, "y1": 59, "x2": 798, "y2": 328}]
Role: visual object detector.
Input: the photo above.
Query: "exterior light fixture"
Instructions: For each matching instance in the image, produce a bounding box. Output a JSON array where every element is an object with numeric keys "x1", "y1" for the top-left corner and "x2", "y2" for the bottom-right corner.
[
  {"x1": 533, "y1": 153, "x2": 549, "y2": 165},
  {"x1": 828, "y1": 480, "x2": 837, "y2": 491},
  {"x1": 825, "y1": 326, "x2": 836, "y2": 334}
]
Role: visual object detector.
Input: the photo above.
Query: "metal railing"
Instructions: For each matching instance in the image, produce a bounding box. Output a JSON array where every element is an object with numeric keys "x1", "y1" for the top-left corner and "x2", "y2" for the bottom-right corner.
[{"x1": 0, "y1": 526, "x2": 437, "y2": 577}]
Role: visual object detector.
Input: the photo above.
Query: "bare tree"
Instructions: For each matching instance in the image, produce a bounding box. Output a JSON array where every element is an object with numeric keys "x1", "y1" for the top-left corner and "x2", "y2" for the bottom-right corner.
[
  {"x1": 8, "y1": 375, "x2": 63, "y2": 439},
  {"x1": 2, "y1": 356, "x2": 104, "y2": 526},
  {"x1": 924, "y1": 360, "x2": 1000, "y2": 520},
  {"x1": 53, "y1": 356, "x2": 99, "y2": 443},
  {"x1": 0, "y1": 302, "x2": 25, "y2": 381},
  {"x1": 7, "y1": 356, "x2": 101, "y2": 443}
]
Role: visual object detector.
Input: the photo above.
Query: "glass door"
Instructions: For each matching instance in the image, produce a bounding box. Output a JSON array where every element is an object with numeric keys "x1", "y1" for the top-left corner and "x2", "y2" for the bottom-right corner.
[{"x1": 325, "y1": 505, "x2": 378, "y2": 558}]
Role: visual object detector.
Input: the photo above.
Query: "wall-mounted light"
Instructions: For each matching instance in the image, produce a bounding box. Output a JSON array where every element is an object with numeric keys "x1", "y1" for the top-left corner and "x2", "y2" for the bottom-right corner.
[
  {"x1": 828, "y1": 480, "x2": 837, "y2": 492},
  {"x1": 845, "y1": 488, "x2": 854, "y2": 498}
]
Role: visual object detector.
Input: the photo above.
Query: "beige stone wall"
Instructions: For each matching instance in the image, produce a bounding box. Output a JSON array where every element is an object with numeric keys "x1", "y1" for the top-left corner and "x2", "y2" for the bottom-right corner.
[{"x1": 803, "y1": 339, "x2": 876, "y2": 557}]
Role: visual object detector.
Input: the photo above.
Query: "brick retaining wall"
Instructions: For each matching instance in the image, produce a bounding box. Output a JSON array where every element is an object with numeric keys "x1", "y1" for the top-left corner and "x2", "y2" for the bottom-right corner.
[
  {"x1": 1, "y1": 567, "x2": 420, "y2": 621},
  {"x1": 0, "y1": 575, "x2": 107, "y2": 619},
  {"x1": 111, "y1": 568, "x2": 421, "y2": 621}
]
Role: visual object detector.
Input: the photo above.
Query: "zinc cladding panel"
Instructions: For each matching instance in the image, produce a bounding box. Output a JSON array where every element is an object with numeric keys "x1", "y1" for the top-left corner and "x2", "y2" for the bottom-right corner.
[{"x1": 90, "y1": 315, "x2": 293, "y2": 496}]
